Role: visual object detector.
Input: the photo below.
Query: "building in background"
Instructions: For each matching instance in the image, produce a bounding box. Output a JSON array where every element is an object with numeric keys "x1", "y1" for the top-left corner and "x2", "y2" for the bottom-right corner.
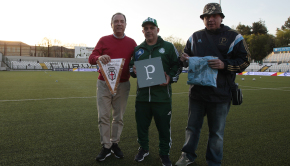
[
  {"x1": 0, "y1": 41, "x2": 30, "y2": 56},
  {"x1": 0, "y1": 40, "x2": 75, "y2": 58},
  {"x1": 74, "y1": 46, "x2": 94, "y2": 59}
]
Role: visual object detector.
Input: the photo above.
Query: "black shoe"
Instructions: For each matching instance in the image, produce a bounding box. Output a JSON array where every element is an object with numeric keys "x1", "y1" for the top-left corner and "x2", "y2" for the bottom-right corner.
[
  {"x1": 111, "y1": 143, "x2": 124, "y2": 158},
  {"x1": 160, "y1": 155, "x2": 172, "y2": 166},
  {"x1": 134, "y1": 147, "x2": 149, "y2": 162},
  {"x1": 96, "y1": 145, "x2": 111, "y2": 161}
]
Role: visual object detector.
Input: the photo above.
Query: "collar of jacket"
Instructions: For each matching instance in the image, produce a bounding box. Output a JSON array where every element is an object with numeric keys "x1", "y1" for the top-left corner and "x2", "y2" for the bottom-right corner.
[
  {"x1": 205, "y1": 24, "x2": 230, "y2": 35},
  {"x1": 139, "y1": 36, "x2": 164, "y2": 50}
]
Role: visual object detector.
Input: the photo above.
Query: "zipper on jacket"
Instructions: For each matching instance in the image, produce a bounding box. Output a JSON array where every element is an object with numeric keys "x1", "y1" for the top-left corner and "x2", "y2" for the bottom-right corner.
[
  {"x1": 148, "y1": 49, "x2": 152, "y2": 102},
  {"x1": 149, "y1": 87, "x2": 151, "y2": 102},
  {"x1": 167, "y1": 84, "x2": 170, "y2": 98}
]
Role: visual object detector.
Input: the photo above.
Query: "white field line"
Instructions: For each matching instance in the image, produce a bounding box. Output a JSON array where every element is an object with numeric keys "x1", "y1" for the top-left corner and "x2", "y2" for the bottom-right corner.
[
  {"x1": 1, "y1": 86, "x2": 289, "y2": 102},
  {"x1": 240, "y1": 85, "x2": 290, "y2": 91},
  {"x1": 0, "y1": 96, "x2": 97, "y2": 102},
  {"x1": 0, "y1": 92, "x2": 190, "y2": 102}
]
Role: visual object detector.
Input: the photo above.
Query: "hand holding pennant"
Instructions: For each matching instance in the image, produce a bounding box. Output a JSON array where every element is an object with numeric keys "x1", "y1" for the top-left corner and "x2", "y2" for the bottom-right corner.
[{"x1": 97, "y1": 58, "x2": 125, "y2": 96}]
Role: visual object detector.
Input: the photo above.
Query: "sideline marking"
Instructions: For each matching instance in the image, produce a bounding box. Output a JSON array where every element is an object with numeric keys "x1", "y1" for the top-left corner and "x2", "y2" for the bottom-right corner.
[
  {"x1": 0, "y1": 96, "x2": 96, "y2": 102},
  {"x1": 0, "y1": 92, "x2": 190, "y2": 102},
  {"x1": 240, "y1": 85, "x2": 290, "y2": 91},
  {"x1": 2, "y1": 86, "x2": 289, "y2": 102}
]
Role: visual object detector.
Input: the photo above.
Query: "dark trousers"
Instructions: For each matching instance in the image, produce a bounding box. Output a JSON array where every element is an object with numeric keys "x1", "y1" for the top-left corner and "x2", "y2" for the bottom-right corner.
[
  {"x1": 182, "y1": 99, "x2": 230, "y2": 166},
  {"x1": 135, "y1": 101, "x2": 172, "y2": 155}
]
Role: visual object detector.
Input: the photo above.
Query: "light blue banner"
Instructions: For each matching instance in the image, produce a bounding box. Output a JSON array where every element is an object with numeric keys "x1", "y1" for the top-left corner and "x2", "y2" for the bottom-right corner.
[{"x1": 273, "y1": 47, "x2": 290, "y2": 52}]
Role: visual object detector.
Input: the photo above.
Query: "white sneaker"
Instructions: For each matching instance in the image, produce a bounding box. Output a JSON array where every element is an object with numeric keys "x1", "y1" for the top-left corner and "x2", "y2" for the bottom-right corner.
[{"x1": 175, "y1": 152, "x2": 194, "y2": 166}]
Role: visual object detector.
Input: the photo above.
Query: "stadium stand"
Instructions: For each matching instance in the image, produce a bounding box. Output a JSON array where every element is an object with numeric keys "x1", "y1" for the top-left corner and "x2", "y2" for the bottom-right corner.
[
  {"x1": 244, "y1": 63, "x2": 263, "y2": 72},
  {"x1": 2, "y1": 54, "x2": 288, "y2": 72},
  {"x1": 265, "y1": 63, "x2": 290, "y2": 72},
  {"x1": 0, "y1": 52, "x2": 6, "y2": 71},
  {"x1": 11, "y1": 61, "x2": 42, "y2": 70},
  {"x1": 244, "y1": 62, "x2": 289, "y2": 72},
  {"x1": 259, "y1": 66, "x2": 270, "y2": 72},
  {"x1": 2, "y1": 55, "x2": 95, "y2": 71},
  {"x1": 263, "y1": 53, "x2": 290, "y2": 63}
]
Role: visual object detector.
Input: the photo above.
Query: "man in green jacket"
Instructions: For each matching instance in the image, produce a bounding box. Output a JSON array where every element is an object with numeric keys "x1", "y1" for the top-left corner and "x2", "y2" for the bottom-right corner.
[{"x1": 129, "y1": 17, "x2": 181, "y2": 166}]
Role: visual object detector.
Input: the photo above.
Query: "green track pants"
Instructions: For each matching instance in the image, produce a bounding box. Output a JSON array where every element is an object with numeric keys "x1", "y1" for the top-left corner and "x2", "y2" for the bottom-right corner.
[{"x1": 135, "y1": 101, "x2": 172, "y2": 155}]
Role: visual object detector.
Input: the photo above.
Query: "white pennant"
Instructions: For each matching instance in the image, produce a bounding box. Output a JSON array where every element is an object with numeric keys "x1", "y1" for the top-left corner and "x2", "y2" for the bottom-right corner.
[{"x1": 97, "y1": 58, "x2": 125, "y2": 96}]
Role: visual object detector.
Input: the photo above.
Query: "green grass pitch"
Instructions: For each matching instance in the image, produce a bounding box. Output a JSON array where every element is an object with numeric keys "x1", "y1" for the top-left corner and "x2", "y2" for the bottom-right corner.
[{"x1": 0, "y1": 71, "x2": 289, "y2": 166}]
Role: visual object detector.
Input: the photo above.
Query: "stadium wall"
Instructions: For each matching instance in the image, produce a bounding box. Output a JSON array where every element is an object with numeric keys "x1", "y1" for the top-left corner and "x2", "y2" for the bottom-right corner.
[{"x1": 6, "y1": 56, "x2": 88, "y2": 63}]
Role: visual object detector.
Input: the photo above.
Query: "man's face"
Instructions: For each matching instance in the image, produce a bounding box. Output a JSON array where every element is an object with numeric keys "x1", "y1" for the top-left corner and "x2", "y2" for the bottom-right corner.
[
  {"x1": 111, "y1": 14, "x2": 126, "y2": 35},
  {"x1": 142, "y1": 23, "x2": 159, "y2": 42},
  {"x1": 203, "y1": 14, "x2": 222, "y2": 31}
]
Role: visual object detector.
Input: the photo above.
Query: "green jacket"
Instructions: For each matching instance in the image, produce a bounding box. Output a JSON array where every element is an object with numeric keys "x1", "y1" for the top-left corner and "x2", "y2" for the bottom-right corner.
[{"x1": 129, "y1": 36, "x2": 181, "y2": 102}]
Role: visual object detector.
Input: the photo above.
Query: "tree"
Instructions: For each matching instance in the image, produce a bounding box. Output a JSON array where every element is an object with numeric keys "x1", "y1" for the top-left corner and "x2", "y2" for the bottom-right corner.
[
  {"x1": 275, "y1": 29, "x2": 290, "y2": 47},
  {"x1": 244, "y1": 34, "x2": 275, "y2": 61},
  {"x1": 281, "y1": 17, "x2": 290, "y2": 30},
  {"x1": 163, "y1": 35, "x2": 186, "y2": 55},
  {"x1": 275, "y1": 17, "x2": 290, "y2": 47},
  {"x1": 38, "y1": 37, "x2": 61, "y2": 47},
  {"x1": 63, "y1": 42, "x2": 87, "y2": 48},
  {"x1": 252, "y1": 20, "x2": 268, "y2": 35},
  {"x1": 236, "y1": 23, "x2": 251, "y2": 35},
  {"x1": 37, "y1": 37, "x2": 62, "y2": 57},
  {"x1": 236, "y1": 20, "x2": 271, "y2": 61},
  {"x1": 236, "y1": 20, "x2": 268, "y2": 35},
  {"x1": 37, "y1": 37, "x2": 87, "y2": 57}
]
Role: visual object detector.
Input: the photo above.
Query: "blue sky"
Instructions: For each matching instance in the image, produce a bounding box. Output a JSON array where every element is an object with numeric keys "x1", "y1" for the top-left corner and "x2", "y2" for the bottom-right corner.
[{"x1": 1, "y1": 0, "x2": 289, "y2": 46}]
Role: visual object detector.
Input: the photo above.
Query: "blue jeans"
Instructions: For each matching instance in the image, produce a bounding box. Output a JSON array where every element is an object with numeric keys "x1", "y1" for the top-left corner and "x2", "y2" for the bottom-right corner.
[{"x1": 181, "y1": 99, "x2": 230, "y2": 166}]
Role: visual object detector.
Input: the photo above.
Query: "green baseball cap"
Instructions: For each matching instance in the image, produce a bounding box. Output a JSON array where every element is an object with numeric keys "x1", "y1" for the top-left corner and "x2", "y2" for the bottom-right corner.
[
  {"x1": 200, "y1": 3, "x2": 225, "y2": 19},
  {"x1": 142, "y1": 17, "x2": 158, "y2": 27}
]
